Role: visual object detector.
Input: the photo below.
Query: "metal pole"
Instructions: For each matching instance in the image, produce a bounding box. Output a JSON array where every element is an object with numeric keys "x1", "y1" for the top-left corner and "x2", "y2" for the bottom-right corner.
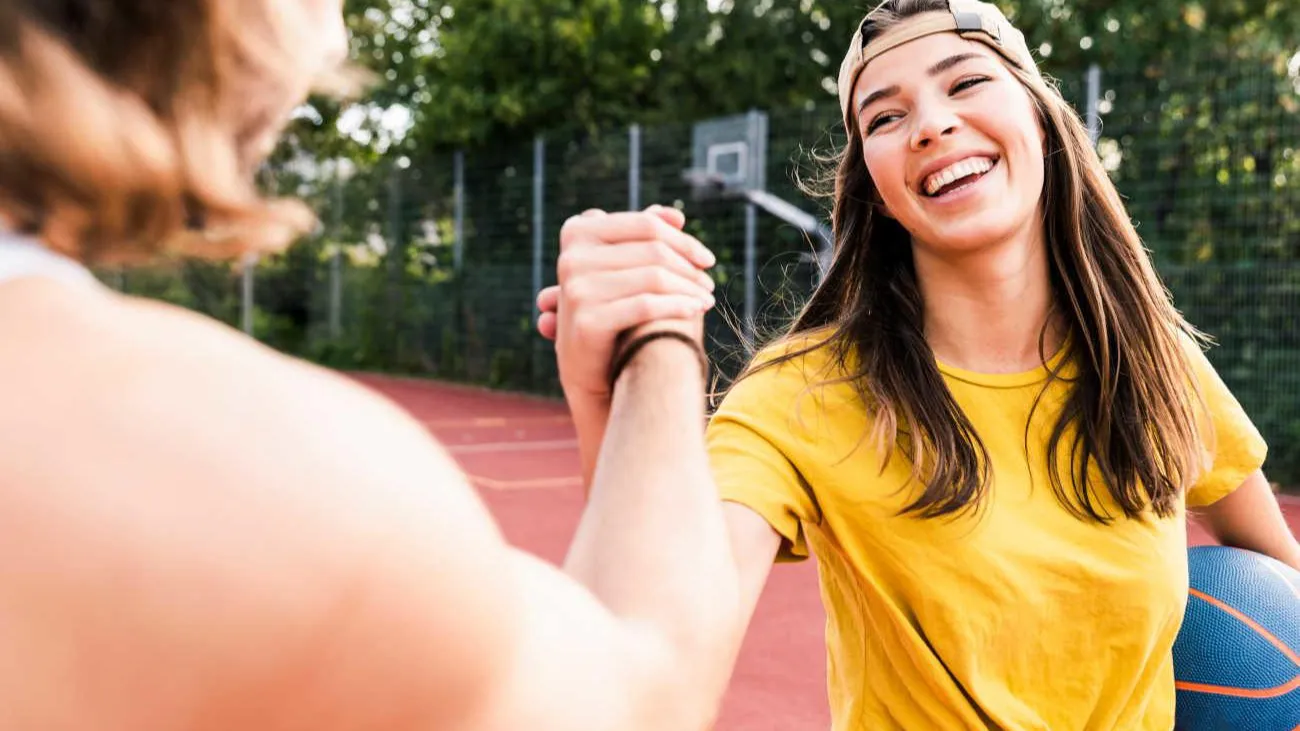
[
  {"x1": 532, "y1": 136, "x2": 546, "y2": 379},
  {"x1": 533, "y1": 136, "x2": 544, "y2": 301},
  {"x1": 388, "y1": 167, "x2": 401, "y2": 275},
  {"x1": 629, "y1": 124, "x2": 641, "y2": 210},
  {"x1": 385, "y1": 166, "x2": 402, "y2": 361},
  {"x1": 743, "y1": 109, "x2": 766, "y2": 344},
  {"x1": 1085, "y1": 63, "x2": 1102, "y2": 147},
  {"x1": 243, "y1": 164, "x2": 276, "y2": 337},
  {"x1": 744, "y1": 203, "x2": 757, "y2": 342},
  {"x1": 454, "y1": 150, "x2": 465, "y2": 271},
  {"x1": 329, "y1": 171, "x2": 342, "y2": 338},
  {"x1": 241, "y1": 254, "x2": 256, "y2": 336}
]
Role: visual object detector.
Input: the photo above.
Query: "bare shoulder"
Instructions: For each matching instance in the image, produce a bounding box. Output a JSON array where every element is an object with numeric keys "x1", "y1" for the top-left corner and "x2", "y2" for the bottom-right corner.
[
  {"x1": 0, "y1": 279, "x2": 522, "y2": 728},
  {"x1": 0, "y1": 277, "x2": 491, "y2": 545}
]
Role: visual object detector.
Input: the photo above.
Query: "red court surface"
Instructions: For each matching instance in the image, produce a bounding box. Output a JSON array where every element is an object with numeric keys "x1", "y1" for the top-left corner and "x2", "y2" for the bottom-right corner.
[{"x1": 352, "y1": 373, "x2": 1300, "y2": 731}]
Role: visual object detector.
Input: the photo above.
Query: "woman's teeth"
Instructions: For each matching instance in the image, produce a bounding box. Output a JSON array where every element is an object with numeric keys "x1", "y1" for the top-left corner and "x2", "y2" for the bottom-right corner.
[{"x1": 923, "y1": 156, "x2": 996, "y2": 197}]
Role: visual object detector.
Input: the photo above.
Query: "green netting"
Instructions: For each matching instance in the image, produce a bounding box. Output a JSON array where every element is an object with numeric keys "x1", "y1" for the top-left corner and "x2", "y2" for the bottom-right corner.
[{"x1": 103, "y1": 56, "x2": 1300, "y2": 487}]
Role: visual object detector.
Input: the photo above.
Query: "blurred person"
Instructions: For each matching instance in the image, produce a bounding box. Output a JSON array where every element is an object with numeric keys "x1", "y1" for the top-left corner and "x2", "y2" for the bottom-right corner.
[
  {"x1": 538, "y1": 0, "x2": 1300, "y2": 728},
  {"x1": 0, "y1": 1, "x2": 742, "y2": 729}
]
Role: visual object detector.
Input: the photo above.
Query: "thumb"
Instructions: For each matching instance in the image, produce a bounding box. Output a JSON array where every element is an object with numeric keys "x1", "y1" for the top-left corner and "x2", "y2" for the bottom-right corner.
[
  {"x1": 537, "y1": 284, "x2": 560, "y2": 314},
  {"x1": 537, "y1": 311, "x2": 557, "y2": 341}
]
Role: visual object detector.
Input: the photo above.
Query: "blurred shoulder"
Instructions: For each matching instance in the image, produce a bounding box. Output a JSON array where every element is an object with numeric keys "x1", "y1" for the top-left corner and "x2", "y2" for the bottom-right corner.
[
  {"x1": 0, "y1": 275, "x2": 521, "y2": 727},
  {"x1": 0, "y1": 275, "x2": 434, "y2": 456},
  {"x1": 0, "y1": 273, "x2": 500, "y2": 586}
]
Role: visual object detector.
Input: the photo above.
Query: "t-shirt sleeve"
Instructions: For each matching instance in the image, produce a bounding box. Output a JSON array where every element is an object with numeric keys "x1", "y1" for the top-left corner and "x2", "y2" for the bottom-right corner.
[
  {"x1": 706, "y1": 359, "x2": 821, "y2": 562},
  {"x1": 1182, "y1": 336, "x2": 1269, "y2": 508}
]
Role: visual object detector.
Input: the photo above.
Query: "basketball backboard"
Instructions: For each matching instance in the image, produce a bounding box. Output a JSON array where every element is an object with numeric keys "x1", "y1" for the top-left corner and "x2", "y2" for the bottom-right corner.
[
  {"x1": 689, "y1": 111, "x2": 768, "y2": 192},
  {"x1": 683, "y1": 109, "x2": 832, "y2": 288}
]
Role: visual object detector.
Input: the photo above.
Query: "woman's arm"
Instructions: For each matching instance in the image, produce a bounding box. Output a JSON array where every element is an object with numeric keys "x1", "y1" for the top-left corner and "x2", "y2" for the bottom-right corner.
[
  {"x1": 1195, "y1": 469, "x2": 1300, "y2": 571},
  {"x1": 562, "y1": 337, "x2": 784, "y2": 723}
]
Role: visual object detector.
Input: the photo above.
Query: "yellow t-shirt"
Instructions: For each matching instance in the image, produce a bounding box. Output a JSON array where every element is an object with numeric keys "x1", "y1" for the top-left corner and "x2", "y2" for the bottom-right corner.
[{"x1": 705, "y1": 332, "x2": 1267, "y2": 731}]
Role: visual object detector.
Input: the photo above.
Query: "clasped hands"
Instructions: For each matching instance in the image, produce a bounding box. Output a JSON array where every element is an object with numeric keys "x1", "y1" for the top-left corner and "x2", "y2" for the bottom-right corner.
[{"x1": 535, "y1": 205, "x2": 718, "y2": 410}]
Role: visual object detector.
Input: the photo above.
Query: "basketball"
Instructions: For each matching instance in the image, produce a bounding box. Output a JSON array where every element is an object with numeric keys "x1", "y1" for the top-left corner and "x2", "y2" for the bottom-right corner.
[{"x1": 1173, "y1": 545, "x2": 1300, "y2": 730}]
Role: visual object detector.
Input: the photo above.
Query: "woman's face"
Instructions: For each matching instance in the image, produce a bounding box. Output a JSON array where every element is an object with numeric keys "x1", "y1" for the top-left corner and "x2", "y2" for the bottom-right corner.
[{"x1": 851, "y1": 32, "x2": 1046, "y2": 259}]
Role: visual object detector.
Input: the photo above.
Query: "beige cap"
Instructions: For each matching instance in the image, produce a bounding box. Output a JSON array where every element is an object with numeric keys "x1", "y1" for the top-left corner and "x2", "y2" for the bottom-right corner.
[{"x1": 837, "y1": 0, "x2": 1040, "y2": 132}]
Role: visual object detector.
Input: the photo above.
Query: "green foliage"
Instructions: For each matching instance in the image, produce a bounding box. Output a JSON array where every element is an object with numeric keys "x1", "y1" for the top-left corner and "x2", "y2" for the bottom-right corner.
[
  {"x1": 309, "y1": 0, "x2": 1300, "y2": 154},
  {"x1": 339, "y1": 0, "x2": 668, "y2": 149}
]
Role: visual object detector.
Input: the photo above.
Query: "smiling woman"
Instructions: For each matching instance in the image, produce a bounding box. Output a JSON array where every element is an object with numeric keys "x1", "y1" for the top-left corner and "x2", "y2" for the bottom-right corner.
[
  {"x1": 853, "y1": 41, "x2": 1047, "y2": 261},
  {"x1": 542, "y1": 0, "x2": 1300, "y2": 729},
  {"x1": 774, "y1": 0, "x2": 1217, "y2": 525},
  {"x1": 699, "y1": 0, "x2": 1298, "y2": 727}
]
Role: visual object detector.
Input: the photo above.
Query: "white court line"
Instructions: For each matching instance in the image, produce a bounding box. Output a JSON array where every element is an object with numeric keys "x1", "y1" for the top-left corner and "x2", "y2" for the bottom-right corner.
[
  {"x1": 424, "y1": 415, "x2": 572, "y2": 428},
  {"x1": 471, "y1": 475, "x2": 583, "y2": 491},
  {"x1": 448, "y1": 439, "x2": 578, "y2": 455}
]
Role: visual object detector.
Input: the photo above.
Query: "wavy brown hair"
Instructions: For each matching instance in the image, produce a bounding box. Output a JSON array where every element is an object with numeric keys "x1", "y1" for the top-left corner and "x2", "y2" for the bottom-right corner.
[
  {"x1": 735, "y1": 0, "x2": 1209, "y2": 524},
  {"x1": 0, "y1": 0, "x2": 358, "y2": 265}
]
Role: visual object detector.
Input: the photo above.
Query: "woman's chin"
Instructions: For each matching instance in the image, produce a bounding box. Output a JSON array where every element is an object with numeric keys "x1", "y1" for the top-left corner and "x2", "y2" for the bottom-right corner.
[{"x1": 913, "y1": 211, "x2": 1041, "y2": 260}]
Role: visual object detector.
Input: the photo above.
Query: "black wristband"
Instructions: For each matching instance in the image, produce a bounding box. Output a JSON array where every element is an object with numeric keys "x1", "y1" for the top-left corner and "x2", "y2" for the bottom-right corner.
[{"x1": 607, "y1": 330, "x2": 708, "y2": 391}]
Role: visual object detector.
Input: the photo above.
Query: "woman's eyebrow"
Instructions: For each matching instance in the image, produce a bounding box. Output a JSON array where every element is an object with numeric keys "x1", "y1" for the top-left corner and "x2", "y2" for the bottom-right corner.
[{"x1": 856, "y1": 52, "x2": 984, "y2": 115}]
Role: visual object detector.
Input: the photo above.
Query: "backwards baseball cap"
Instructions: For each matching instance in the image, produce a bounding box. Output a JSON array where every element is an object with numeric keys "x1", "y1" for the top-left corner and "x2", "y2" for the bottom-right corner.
[{"x1": 837, "y1": 0, "x2": 1040, "y2": 133}]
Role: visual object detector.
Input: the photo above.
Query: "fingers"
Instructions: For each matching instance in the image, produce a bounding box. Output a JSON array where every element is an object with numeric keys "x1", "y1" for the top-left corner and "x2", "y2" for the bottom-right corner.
[
  {"x1": 543, "y1": 204, "x2": 707, "y2": 347},
  {"x1": 560, "y1": 208, "x2": 714, "y2": 269},
  {"x1": 646, "y1": 204, "x2": 686, "y2": 230},
  {"x1": 563, "y1": 267, "x2": 714, "y2": 314},
  {"x1": 541, "y1": 263, "x2": 716, "y2": 315},
  {"x1": 571, "y1": 295, "x2": 713, "y2": 344},
  {"x1": 577, "y1": 205, "x2": 681, "y2": 228},
  {"x1": 558, "y1": 241, "x2": 715, "y2": 290}
]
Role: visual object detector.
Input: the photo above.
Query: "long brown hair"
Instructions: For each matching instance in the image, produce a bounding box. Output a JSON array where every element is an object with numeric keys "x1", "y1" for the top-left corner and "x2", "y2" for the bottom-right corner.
[
  {"x1": 0, "y1": 0, "x2": 358, "y2": 265},
  {"x1": 735, "y1": 0, "x2": 1209, "y2": 524}
]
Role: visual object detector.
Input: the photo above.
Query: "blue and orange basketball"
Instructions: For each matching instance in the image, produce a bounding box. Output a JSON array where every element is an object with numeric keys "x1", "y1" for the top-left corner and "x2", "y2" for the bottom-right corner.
[{"x1": 1173, "y1": 545, "x2": 1300, "y2": 730}]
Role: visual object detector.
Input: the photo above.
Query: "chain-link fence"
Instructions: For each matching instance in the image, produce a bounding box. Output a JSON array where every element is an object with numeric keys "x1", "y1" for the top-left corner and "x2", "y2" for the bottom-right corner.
[{"x1": 107, "y1": 55, "x2": 1300, "y2": 487}]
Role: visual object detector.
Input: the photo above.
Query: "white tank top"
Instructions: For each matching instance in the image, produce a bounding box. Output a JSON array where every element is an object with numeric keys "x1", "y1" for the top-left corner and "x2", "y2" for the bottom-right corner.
[{"x1": 0, "y1": 230, "x2": 98, "y2": 288}]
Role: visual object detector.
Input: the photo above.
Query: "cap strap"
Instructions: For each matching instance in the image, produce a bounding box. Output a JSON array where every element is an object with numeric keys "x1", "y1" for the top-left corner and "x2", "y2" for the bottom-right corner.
[{"x1": 857, "y1": 13, "x2": 963, "y2": 68}]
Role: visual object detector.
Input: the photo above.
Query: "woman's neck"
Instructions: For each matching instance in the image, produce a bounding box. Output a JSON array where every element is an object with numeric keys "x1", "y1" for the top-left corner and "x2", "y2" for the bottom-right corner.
[{"x1": 914, "y1": 233, "x2": 1065, "y2": 375}]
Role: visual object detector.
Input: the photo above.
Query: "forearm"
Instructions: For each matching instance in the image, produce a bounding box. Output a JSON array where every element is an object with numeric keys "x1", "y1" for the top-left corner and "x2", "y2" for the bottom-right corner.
[
  {"x1": 1201, "y1": 471, "x2": 1300, "y2": 571},
  {"x1": 567, "y1": 397, "x2": 609, "y2": 492},
  {"x1": 562, "y1": 338, "x2": 740, "y2": 710},
  {"x1": 1209, "y1": 519, "x2": 1299, "y2": 572},
  {"x1": 1222, "y1": 529, "x2": 1300, "y2": 573}
]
